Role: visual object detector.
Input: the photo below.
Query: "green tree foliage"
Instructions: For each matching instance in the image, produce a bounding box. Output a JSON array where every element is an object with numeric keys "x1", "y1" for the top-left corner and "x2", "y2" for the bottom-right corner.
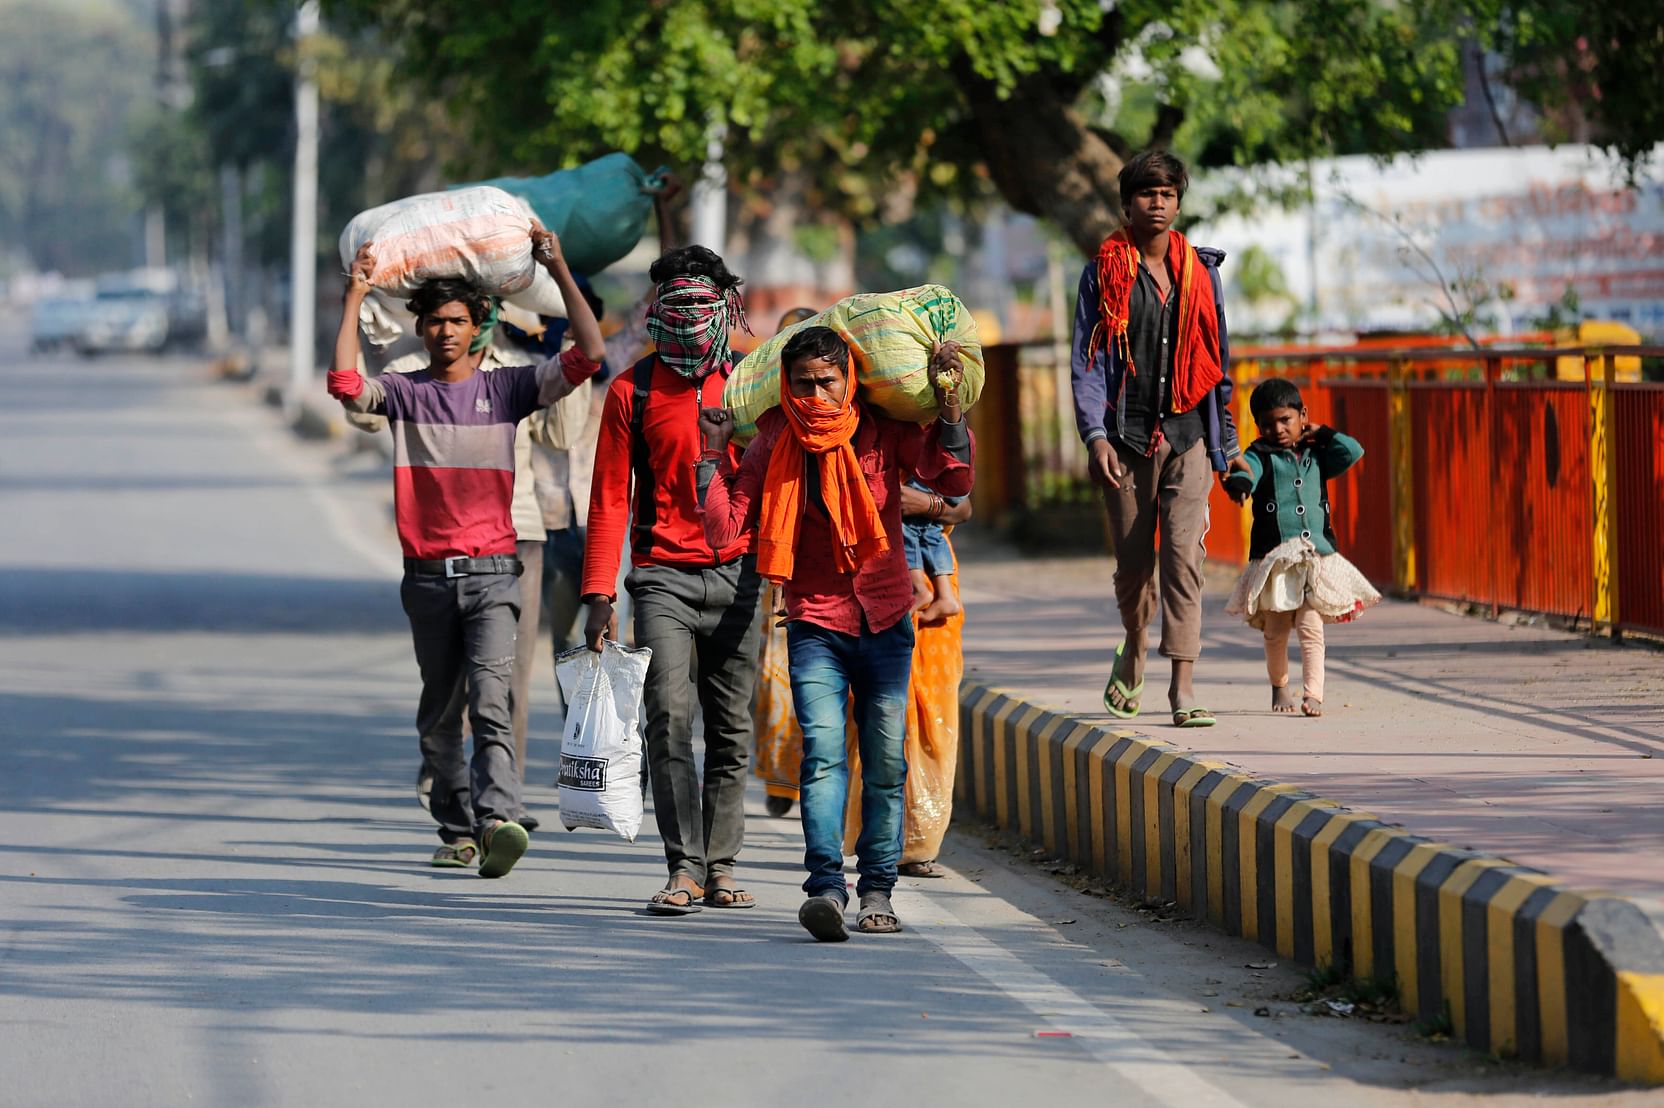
[
  {"x1": 134, "y1": 0, "x2": 474, "y2": 273},
  {"x1": 0, "y1": 0, "x2": 150, "y2": 275},
  {"x1": 1472, "y1": 1, "x2": 1663, "y2": 175},
  {"x1": 333, "y1": 0, "x2": 1661, "y2": 254},
  {"x1": 325, "y1": 0, "x2": 1500, "y2": 254}
]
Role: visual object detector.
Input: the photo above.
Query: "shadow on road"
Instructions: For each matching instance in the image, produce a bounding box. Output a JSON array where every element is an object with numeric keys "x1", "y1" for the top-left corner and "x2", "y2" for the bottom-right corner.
[{"x1": 0, "y1": 566, "x2": 404, "y2": 635}]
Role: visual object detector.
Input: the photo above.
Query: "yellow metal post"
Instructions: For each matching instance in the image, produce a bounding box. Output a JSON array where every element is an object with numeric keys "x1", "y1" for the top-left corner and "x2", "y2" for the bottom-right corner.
[
  {"x1": 1388, "y1": 358, "x2": 1416, "y2": 594},
  {"x1": 1588, "y1": 351, "x2": 1619, "y2": 634}
]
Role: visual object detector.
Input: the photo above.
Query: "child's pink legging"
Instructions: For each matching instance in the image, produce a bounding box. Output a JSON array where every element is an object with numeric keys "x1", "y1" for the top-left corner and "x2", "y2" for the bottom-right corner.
[{"x1": 1262, "y1": 605, "x2": 1325, "y2": 701}]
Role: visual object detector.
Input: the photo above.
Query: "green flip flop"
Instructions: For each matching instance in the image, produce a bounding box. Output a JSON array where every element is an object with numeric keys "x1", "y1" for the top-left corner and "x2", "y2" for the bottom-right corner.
[
  {"x1": 1172, "y1": 706, "x2": 1217, "y2": 728},
  {"x1": 1103, "y1": 641, "x2": 1143, "y2": 719},
  {"x1": 477, "y1": 820, "x2": 529, "y2": 878},
  {"x1": 430, "y1": 840, "x2": 477, "y2": 868}
]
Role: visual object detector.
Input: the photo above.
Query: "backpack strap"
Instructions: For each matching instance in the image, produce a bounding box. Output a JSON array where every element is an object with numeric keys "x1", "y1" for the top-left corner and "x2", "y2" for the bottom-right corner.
[{"x1": 627, "y1": 354, "x2": 657, "y2": 557}]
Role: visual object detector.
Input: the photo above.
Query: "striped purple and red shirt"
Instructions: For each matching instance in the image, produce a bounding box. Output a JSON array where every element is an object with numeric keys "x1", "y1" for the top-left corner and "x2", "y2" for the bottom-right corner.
[{"x1": 347, "y1": 348, "x2": 598, "y2": 559}]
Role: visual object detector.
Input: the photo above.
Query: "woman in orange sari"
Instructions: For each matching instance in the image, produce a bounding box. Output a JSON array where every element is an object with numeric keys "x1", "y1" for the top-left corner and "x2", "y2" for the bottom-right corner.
[
  {"x1": 752, "y1": 583, "x2": 803, "y2": 816},
  {"x1": 845, "y1": 490, "x2": 971, "y2": 876}
]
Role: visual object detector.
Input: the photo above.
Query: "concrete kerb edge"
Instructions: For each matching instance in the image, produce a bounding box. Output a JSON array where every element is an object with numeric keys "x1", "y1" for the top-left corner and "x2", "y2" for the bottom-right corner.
[{"x1": 955, "y1": 680, "x2": 1664, "y2": 1083}]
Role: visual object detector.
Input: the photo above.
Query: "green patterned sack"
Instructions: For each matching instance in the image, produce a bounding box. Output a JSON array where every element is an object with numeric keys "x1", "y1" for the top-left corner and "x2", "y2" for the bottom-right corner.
[{"x1": 724, "y1": 285, "x2": 983, "y2": 442}]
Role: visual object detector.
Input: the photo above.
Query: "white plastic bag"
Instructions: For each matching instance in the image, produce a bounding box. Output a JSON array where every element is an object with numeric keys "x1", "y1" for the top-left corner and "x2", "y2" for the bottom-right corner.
[{"x1": 554, "y1": 642, "x2": 651, "y2": 841}]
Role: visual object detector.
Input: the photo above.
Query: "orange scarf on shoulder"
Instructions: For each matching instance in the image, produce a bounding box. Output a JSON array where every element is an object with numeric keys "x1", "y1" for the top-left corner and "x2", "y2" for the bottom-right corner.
[
  {"x1": 755, "y1": 381, "x2": 890, "y2": 585},
  {"x1": 1086, "y1": 227, "x2": 1223, "y2": 415}
]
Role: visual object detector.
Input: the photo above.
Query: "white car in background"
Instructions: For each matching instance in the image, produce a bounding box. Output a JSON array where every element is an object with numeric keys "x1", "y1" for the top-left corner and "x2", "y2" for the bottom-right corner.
[
  {"x1": 29, "y1": 295, "x2": 96, "y2": 353},
  {"x1": 76, "y1": 285, "x2": 171, "y2": 355}
]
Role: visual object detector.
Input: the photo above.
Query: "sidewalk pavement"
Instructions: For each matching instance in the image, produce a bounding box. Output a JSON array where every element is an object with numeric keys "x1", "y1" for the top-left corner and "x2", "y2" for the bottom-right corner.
[
  {"x1": 950, "y1": 546, "x2": 1664, "y2": 1077},
  {"x1": 955, "y1": 549, "x2": 1664, "y2": 924}
]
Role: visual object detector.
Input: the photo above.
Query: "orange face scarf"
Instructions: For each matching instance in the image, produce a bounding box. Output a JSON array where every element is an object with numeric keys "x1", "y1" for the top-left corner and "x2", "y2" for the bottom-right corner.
[
  {"x1": 755, "y1": 376, "x2": 890, "y2": 585},
  {"x1": 1086, "y1": 227, "x2": 1223, "y2": 416}
]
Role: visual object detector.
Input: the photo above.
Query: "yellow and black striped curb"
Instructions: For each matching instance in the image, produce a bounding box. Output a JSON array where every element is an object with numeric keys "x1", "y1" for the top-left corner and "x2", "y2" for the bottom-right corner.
[{"x1": 955, "y1": 682, "x2": 1664, "y2": 1082}]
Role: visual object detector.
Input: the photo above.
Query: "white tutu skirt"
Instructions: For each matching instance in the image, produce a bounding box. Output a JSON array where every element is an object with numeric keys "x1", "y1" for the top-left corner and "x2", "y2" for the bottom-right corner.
[{"x1": 1225, "y1": 537, "x2": 1382, "y2": 630}]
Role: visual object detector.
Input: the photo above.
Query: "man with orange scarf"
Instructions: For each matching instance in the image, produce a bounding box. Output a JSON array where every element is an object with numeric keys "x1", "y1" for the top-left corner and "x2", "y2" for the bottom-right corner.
[
  {"x1": 697, "y1": 327, "x2": 973, "y2": 942},
  {"x1": 1070, "y1": 149, "x2": 1249, "y2": 728}
]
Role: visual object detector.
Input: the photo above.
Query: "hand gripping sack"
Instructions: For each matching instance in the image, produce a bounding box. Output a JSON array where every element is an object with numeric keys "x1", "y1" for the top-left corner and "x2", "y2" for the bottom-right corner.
[
  {"x1": 554, "y1": 642, "x2": 650, "y2": 841},
  {"x1": 339, "y1": 185, "x2": 539, "y2": 345},
  {"x1": 498, "y1": 196, "x2": 568, "y2": 319},
  {"x1": 723, "y1": 284, "x2": 984, "y2": 442}
]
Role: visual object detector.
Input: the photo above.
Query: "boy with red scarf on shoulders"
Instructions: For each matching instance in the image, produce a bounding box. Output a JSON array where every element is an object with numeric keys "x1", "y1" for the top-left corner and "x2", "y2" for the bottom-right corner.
[
  {"x1": 697, "y1": 327, "x2": 973, "y2": 942},
  {"x1": 1070, "y1": 149, "x2": 1251, "y2": 730}
]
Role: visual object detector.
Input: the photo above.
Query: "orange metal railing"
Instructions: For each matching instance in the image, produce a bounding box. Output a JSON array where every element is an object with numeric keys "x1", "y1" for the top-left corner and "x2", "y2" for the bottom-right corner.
[{"x1": 976, "y1": 340, "x2": 1664, "y2": 636}]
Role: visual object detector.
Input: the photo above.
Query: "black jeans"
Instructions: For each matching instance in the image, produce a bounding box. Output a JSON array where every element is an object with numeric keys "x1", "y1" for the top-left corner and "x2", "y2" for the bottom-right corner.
[
  {"x1": 626, "y1": 557, "x2": 762, "y2": 883},
  {"x1": 401, "y1": 570, "x2": 522, "y2": 843}
]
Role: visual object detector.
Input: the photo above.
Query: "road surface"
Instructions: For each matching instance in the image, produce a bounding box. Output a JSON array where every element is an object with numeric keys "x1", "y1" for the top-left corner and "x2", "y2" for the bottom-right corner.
[{"x1": 0, "y1": 349, "x2": 1643, "y2": 1106}]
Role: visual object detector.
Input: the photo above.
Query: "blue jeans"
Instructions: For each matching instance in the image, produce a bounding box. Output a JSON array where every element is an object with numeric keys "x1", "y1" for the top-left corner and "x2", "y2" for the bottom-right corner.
[
  {"x1": 902, "y1": 519, "x2": 956, "y2": 577},
  {"x1": 787, "y1": 617, "x2": 916, "y2": 901},
  {"x1": 901, "y1": 479, "x2": 961, "y2": 577}
]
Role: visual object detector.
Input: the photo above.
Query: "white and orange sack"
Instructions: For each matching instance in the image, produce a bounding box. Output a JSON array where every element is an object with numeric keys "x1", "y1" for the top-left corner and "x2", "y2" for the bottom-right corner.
[{"x1": 338, "y1": 186, "x2": 566, "y2": 346}]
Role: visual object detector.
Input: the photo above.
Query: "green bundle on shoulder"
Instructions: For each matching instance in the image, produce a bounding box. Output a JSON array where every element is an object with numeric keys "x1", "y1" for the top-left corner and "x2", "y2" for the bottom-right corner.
[{"x1": 724, "y1": 285, "x2": 984, "y2": 442}]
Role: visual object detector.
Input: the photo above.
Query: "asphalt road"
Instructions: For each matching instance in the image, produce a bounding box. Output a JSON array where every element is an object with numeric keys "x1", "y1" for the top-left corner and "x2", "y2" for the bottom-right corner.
[{"x1": 0, "y1": 349, "x2": 1644, "y2": 1107}]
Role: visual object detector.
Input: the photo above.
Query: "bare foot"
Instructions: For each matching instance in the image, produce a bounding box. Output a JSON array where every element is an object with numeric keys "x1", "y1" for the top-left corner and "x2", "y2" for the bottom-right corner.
[
  {"x1": 646, "y1": 873, "x2": 705, "y2": 915},
  {"x1": 1168, "y1": 658, "x2": 1197, "y2": 714},
  {"x1": 1302, "y1": 696, "x2": 1324, "y2": 717},
  {"x1": 1105, "y1": 635, "x2": 1146, "y2": 715},
  {"x1": 1272, "y1": 684, "x2": 1297, "y2": 713},
  {"x1": 918, "y1": 579, "x2": 962, "y2": 625},
  {"x1": 909, "y1": 569, "x2": 933, "y2": 613},
  {"x1": 704, "y1": 874, "x2": 756, "y2": 908}
]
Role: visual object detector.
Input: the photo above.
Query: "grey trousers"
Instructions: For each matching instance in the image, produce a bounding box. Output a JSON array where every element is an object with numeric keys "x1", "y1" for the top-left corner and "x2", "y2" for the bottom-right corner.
[
  {"x1": 626, "y1": 557, "x2": 762, "y2": 883},
  {"x1": 1102, "y1": 438, "x2": 1211, "y2": 662},
  {"x1": 510, "y1": 538, "x2": 545, "y2": 783},
  {"x1": 402, "y1": 569, "x2": 523, "y2": 842}
]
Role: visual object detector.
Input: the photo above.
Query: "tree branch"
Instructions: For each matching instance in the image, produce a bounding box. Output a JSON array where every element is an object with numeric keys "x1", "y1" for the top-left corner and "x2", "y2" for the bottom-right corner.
[
  {"x1": 1341, "y1": 190, "x2": 1482, "y2": 349},
  {"x1": 1473, "y1": 44, "x2": 1513, "y2": 147},
  {"x1": 1087, "y1": 124, "x2": 1132, "y2": 162},
  {"x1": 1148, "y1": 102, "x2": 1185, "y2": 149},
  {"x1": 1049, "y1": 6, "x2": 1127, "y2": 102},
  {"x1": 954, "y1": 59, "x2": 1124, "y2": 254}
]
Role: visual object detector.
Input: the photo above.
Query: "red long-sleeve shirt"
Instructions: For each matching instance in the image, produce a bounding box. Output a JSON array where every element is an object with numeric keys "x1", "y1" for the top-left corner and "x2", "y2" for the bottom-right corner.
[
  {"x1": 580, "y1": 359, "x2": 751, "y2": 600},
  {"x1": 701, "y1": 405, "x2": 974, "y2": 636}
]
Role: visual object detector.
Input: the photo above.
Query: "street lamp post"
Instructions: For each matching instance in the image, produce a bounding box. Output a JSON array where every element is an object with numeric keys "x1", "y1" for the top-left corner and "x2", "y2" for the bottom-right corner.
[
  {"x1": 690, "y1": 121, "x2": 728, "y2": 253},
  {"x1": 286, "y1": 0, "x2": 321, "y2": 421}
]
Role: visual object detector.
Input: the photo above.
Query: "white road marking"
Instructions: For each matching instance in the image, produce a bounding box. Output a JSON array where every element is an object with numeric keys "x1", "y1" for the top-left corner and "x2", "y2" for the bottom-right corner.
[{"x1": 893, "y1": 888, "x2": 1250, "y2": 1108}]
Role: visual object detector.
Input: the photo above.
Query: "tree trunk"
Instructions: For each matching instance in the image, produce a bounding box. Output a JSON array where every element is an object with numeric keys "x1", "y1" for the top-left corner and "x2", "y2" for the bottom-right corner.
[{"x1": 959, "y1": 68, "x2": 1124, "y2": 257}]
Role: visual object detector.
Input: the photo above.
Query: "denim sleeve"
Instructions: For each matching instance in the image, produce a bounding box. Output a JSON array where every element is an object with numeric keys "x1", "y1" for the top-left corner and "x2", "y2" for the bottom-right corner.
[
  {"x1": 935, "y1": 413, "x2": 971, "y2": 462},
  {"x1": 1209, "y1": 262, "x2": 1241, "y2": 461},
  {"x1": 1070, "y1": 262, "x2": 1109, "y2": 445}
]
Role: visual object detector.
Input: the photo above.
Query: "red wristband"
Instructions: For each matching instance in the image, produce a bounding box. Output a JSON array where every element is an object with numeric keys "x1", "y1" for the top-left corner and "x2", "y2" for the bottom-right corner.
[
  {"x1": 326, "y1": 369, "x2": 364, "y2": 400},
  {"x1": 561, "y1": 351, "x2": 602, "y2": 386}
]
